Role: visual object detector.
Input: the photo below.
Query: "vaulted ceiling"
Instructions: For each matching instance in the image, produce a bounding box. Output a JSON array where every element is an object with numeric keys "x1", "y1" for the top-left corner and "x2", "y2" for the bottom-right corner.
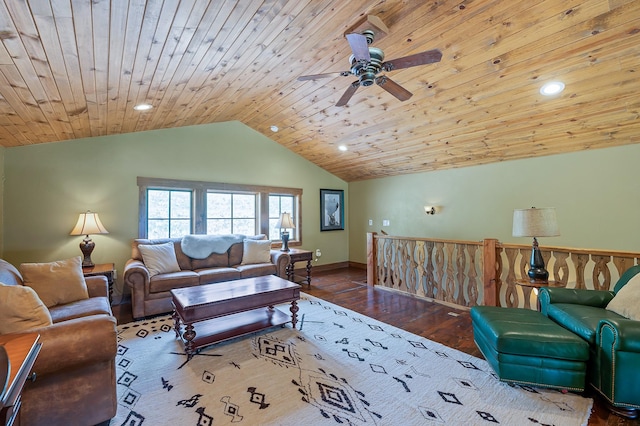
[{"x1": 0, "y1": 0, "x2": 638, "y2": 181}]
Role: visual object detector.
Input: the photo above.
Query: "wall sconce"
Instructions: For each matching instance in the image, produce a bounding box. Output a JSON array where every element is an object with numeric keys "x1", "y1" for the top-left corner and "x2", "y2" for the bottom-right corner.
[{"x1": 424, "y1": 206, "x2": 436, "y2": 215}]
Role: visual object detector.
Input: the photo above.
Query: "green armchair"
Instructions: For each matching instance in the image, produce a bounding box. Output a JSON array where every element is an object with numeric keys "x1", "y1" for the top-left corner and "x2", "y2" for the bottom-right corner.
[{"x1": 539, "y1": 265, "x2": 640, "y2": 418}]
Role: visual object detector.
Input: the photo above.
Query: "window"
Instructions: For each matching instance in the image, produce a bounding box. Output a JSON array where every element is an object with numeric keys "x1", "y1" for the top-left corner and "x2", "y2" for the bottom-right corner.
[
  {"x1": 147, "y1": 189, "x2": 192, "y2": 239},
  {"x1": 138, "y1": 177, "x2": 302, "y2": 247},
  {"x1": 207, "y1": 192, "x2": 256, "y2": 235},
  {"x1": 269, "y1": 194, "x2": 295, "y2": 240}
]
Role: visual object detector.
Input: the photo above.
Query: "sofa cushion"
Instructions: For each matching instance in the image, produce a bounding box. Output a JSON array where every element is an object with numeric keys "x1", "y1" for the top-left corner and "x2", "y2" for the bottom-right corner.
[
  {"x1": 236, "y1": 263, "x2": 277, "y2": 278},
  {"x1": 229, "y1": 234, "x2": 267, "y2": 266},
  {"x1": 49, "y1": 297, "x2": 113, "y2": 323},
  {"x1": 197, "y1": 267, "x2": 242, "y2": 284},
  {"x1": 20, "y1": 256, "x2": 89, "y2": 308},
  {"x1": 148, "y1": 271, "x2": 200, "y2": 294},
  {"x1": 0, "y1": 259, "x2": 24, "y2": 286},
  {"x1": 191, "y1": 252, "x2": 230, "y2": 270},
  {"x1": 606, "y1": 273, "x2": 640, "y2": 320},
  {"x1": 0, "y1": 283, "x2": 52, "y2": 333},
  {"x1": 241, "y1": 239, "x2": 272, "y2": 265},
  {"x1": 132, "y1": 239, "x2": 192, "y2": 270},
  {"x1": 138, "y1": 242, "x2": 181, "y2": 277},
  {"x1": 547, "y1": 303, "x2": 626, "y2": 344}
]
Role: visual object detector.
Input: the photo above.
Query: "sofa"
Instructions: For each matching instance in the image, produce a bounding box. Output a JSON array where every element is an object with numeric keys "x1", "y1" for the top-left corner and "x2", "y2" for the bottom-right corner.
[
  {"x1": 124, "y1": 235, "x2": 291, "y2": 319},
  {"x1": 539, "y1": 265, "x2": 640, "y2": 418},
  {"x1": 0, "y1": 258, "x2": 117, "y2": 426}
]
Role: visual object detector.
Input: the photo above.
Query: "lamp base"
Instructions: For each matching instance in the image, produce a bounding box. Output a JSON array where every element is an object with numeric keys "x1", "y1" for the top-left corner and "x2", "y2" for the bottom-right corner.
[
  {"x1": 281, "y1": 232, "x2": 290, "y2": 252},
  {"x1": 79, "y1": 236, "x2": 95, "y2": 268},
  {"x1": 527, "y1": 267, "x2": 549, "y2": 282},
  {"x1": 528, "y1": 237, "x2": 549, "y2": 282}
]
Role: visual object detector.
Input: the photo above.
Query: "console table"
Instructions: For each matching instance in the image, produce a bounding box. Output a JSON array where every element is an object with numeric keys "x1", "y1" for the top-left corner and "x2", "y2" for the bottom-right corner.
[
  {"x1": 0, "y1": 333, "x2": 41, "y2": 426},
  {"x1": 286, "y1": 248, "x2": 313, "y2": 286},
  {"x1": 83, "y1": 263, "x2": 116, "y2": 303}
]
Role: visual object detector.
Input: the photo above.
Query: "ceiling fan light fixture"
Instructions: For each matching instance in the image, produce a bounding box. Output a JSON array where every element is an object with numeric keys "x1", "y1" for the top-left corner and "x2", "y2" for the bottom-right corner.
[{"x1": 540, "y1": 81, "x2": 565, "y2": 96}]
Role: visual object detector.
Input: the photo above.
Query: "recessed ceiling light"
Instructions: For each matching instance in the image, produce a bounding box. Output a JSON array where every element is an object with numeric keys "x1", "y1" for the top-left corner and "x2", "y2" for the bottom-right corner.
[
  {"x1": 338, "y1": 145, "x2": 348, "y2": 152},
  {"x1": 133, "y1": 103, "x2": 153, "y2": 111},
  {"x1": 270, "y1": 125, "x2": 279, "y2": 132},
  {"x1": 540, "y1": 81, "x2": 565, "y2": 96}
]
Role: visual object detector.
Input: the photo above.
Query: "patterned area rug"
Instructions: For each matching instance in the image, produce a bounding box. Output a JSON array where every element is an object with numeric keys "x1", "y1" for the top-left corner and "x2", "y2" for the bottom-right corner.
[{"x1": 113, "y1": 294, "x2": 593, "y2": 425}]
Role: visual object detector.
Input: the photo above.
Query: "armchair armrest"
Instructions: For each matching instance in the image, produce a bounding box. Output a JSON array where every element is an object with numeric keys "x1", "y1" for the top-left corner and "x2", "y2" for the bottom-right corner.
[
  {"x1": 270, "y1": 250, "x2": 291, "y2": 278},
  {"x1": 539, "y1": 287, "x2": 615, "y2": 316},
  {"x1": 598, "y1": 318, "x2": 640, "y2": 352},
  {"x1": 85, "y1": 275, "x2": 109, "y2": 298},
  {"x1": 29, "y1": 314, "x2": 117, "y2": 376}
]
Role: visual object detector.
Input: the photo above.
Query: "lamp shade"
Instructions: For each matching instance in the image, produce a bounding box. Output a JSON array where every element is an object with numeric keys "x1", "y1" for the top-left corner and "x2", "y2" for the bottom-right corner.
[
  {"x1": 275, "y1": 212, "x2": 295, "y2": 229},
  {"x1": 512, "y1": 207, "x2": 559, "y2": 238},
  {"x1": 70, "y1": 211, "x2": 109, "y2": 236}
]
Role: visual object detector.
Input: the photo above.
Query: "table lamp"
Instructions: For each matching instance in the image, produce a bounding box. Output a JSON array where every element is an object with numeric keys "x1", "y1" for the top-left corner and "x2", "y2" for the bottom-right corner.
[
  {"x1": 512, "y1": 207, "x2": 559, "y2": 282},
  {"x1": 275, "y1": 212, "x2": 295, "y2": 252},
  {"x1": 70, "y1": 211, "x2": 109, "y2": 267}
]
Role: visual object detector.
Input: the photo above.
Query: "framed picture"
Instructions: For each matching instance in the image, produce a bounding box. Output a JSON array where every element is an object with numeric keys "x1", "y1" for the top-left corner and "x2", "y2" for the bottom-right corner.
[{"x1": 320, "y1": 189, "x2": 344, "y2": 231}]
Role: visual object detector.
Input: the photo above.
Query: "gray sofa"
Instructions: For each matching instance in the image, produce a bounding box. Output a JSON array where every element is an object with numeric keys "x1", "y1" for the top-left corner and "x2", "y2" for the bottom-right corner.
[{"x1": 124, "y1": 237, "x2": 291, "y2": 319}]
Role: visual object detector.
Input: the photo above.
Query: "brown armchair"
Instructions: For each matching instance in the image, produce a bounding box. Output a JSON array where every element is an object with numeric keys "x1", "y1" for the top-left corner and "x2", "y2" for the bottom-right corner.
[{"x1": 0, "y1": 259, "x2": 117, "y2": 426}]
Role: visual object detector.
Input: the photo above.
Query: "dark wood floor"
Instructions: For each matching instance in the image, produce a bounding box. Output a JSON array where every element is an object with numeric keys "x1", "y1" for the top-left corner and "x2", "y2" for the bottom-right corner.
[{"x1": 112, "y1": 267, "x2": 639, "y2": 426}]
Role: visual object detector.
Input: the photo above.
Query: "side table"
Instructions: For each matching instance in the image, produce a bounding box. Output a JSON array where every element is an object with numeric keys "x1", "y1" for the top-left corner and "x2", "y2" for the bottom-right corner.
[
  {"x1": 83, "y1": 263, "x2": 116, "y2": 304},
  {"x1": 0, "y1": 333, "x2": 41, "y2": 426},
  {"x1": 515, "y1": 279, "x2": 560, "y2": 311},
  {"x1": 286, "y1": 248, "x2": 313, "y2": 286}
]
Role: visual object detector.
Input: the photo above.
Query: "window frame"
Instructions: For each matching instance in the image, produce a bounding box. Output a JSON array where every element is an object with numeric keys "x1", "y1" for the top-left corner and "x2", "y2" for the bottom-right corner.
[{"x1": 137, "y1": 177, "x2": 303, "y2": 247}]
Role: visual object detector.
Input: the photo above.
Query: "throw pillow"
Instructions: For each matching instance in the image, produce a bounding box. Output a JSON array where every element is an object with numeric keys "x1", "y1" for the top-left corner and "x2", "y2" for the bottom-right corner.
[
  {"x1": 20, "y1": 256, "x2": 88, "y2": 308},
  {"x1": 0, "y1": 283, "x2": 52, "y2": 333},
  {"x1": 606, "y1": 273, "x2": 640, "y2": 320},
  {"x1": 138, "y1": 242, "x2": 181, "y2": 277},
  {"x1": 241, "y1": 239, "x2": 272, "y2": 265}
]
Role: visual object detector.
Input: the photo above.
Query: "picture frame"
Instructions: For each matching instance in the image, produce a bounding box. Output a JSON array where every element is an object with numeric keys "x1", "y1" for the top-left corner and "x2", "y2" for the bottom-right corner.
[{"x1": 320, "y1": 189, "x2": 344, "y2": 231}]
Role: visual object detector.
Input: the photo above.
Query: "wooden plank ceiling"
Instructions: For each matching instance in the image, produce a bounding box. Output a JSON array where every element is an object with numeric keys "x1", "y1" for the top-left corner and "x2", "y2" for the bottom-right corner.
[{"x1": 0, "y1": 0, "x2": 638, "y2": 181}]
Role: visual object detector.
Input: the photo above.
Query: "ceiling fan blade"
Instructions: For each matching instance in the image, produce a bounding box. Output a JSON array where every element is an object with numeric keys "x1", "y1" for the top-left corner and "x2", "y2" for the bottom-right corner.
[
  {"x1": 297, "y1": 71, "x2": 348, "y2": 81},
  {"x1": 345, "y1": 33, "x2": 370, "y2": 62},
  {"x1": 382, "y1": 49, "x2": 442, "y2": 71},
  {"x1": 336, "y1": 81, "x2": 360, "y2": 107},
  {"x1": 375, "y1": 76, "x2": 413, "y2": 101}
]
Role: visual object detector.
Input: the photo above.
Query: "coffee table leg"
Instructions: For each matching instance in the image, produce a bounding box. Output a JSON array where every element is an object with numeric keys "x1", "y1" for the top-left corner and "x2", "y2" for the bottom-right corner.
[
  {"x1": 183, "y1": 323, "x2": 196, "y2": 359},
  {"x1": 290, "y1": 300, "x2": 299, "y2": 329}
]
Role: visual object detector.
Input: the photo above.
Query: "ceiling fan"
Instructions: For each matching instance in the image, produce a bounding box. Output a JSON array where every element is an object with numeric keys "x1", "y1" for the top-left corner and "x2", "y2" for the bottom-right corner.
[{"x1": 298, "y1": 29, "x2": 442, "y2": 107}]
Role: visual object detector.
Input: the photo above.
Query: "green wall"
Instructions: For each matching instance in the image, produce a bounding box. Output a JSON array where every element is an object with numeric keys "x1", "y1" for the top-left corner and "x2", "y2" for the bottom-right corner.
[
  {"x1": 349, "y1": 144, "x2": 640, "y2": 264},
  {"x1": 4, "y1": 120, "x2": 639, "y2": 290},
  {"x1": 2, "y1": 121, "x2": 348, "y2": 295}
]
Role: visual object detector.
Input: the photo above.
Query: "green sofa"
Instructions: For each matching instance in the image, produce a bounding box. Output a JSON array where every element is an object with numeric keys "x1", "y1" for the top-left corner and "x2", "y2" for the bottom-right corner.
[{"x1": 539, "y1": 265, "x2": 640, "y2": 419}]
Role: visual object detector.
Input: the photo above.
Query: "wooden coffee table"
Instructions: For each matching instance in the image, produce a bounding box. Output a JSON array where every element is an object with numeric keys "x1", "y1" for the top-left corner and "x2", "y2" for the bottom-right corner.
[{"x1": 171, "y1": 275, "x2": 301, "y2": 358}]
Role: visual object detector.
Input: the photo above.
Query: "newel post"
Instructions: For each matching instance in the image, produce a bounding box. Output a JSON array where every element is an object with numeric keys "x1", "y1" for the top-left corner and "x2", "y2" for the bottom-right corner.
[
  {"x1": 482, "y1": 238, "x2": 499, "y2": 306},
  {"x1": 367, "y1": 232, "x2": 377, "y2": 286}
]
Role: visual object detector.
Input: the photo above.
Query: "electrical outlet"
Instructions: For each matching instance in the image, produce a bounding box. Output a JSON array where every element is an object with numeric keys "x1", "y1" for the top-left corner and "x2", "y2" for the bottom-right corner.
[
  {"x1": 315, "y1": 249, "x2": 322, "y2": 257},
  {"x1": 383, "y1": 219, "x2": 390, "y2": 226}
]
